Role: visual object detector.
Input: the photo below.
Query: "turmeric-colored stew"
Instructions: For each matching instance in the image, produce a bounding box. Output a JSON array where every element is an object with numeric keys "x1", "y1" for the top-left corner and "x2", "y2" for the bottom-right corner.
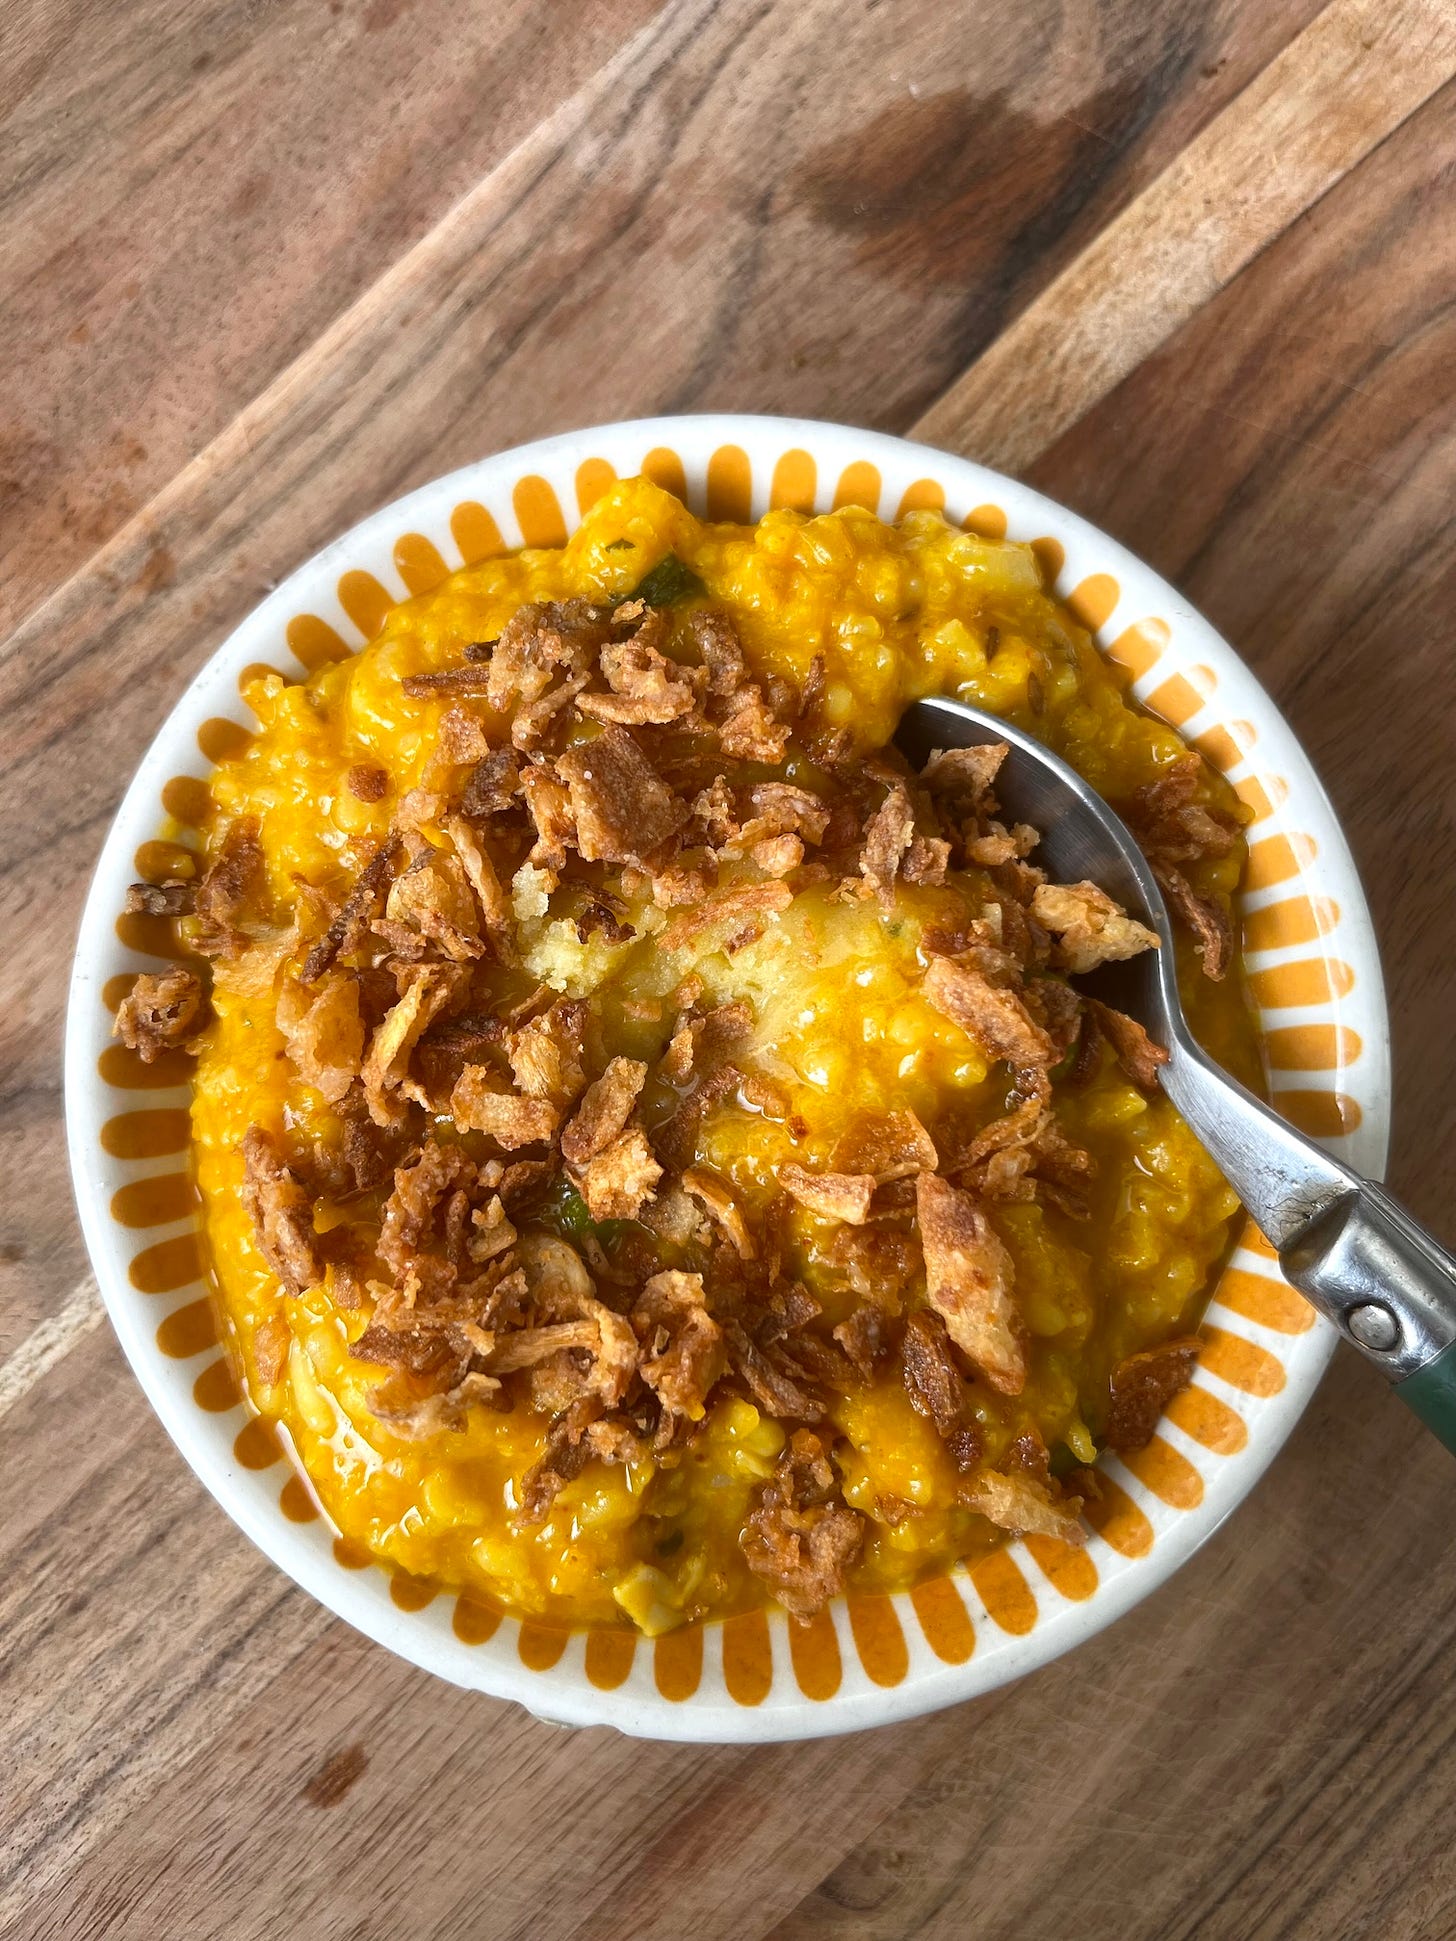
[{"x1": 117, "y1": 478, "x2": 1259, "y2": 1634}]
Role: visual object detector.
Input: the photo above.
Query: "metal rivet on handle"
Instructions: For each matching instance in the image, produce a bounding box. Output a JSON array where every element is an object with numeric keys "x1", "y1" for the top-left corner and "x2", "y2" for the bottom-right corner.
[{"x1": 1348, "y1": 1303, "x2": 1401, "y2": 1352}]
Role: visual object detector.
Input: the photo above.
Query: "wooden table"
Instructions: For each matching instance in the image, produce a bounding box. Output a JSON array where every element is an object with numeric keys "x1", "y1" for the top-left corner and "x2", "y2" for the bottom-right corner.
[{"x1": 4, "y1": 1, "x2": 1454, "y2": 1933}]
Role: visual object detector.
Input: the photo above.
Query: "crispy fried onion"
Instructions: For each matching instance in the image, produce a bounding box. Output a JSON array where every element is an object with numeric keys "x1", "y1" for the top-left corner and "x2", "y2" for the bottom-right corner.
[
  {"x1": 210, "y1": 586, "x2": 1243, "y2": 1629},
  {"x1": 740, "y1": 1429, "x2": 865, "y2": 1620}
]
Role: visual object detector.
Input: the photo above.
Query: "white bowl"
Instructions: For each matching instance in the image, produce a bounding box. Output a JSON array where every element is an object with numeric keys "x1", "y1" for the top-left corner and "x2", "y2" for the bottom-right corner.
[{"x1": 65, "y1": 415, "x2": 1389, "y2": 1739}]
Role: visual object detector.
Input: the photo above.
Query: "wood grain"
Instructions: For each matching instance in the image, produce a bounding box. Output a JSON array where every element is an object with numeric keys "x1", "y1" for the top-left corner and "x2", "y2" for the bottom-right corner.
[
  {"x1": 916, "y1": 0, "x2": 1456, "y2": 468},
  {"x1": 0, "y1": 0, "x2": 663, "y2": 631},
  {"x1": 1, "y1": 0, "x2": 1454, "y2": 1935},
  {"x1": 0, "y1": 0, "x2": 1326, "y2": 1353},
  {"x1": 1028, "y1": 74, "x2": 1456, "y2": 1232}
]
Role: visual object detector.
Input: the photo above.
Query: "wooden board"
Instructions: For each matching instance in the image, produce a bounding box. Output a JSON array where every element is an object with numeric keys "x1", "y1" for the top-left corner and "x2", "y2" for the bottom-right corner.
[{"x1": 2, "y1": 1, "x2": 1454, "y2": 1934}]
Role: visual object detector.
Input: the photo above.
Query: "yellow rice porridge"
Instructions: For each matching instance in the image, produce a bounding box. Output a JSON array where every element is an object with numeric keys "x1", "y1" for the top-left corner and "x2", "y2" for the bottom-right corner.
[{"x1": 116, "y1": 475, "x2": 1260, "y2": 1634}]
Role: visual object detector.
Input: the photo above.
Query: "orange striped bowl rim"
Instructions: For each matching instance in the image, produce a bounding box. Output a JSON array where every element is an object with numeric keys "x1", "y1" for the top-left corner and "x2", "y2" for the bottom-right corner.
[{"x1": 64, "y1": 416, "x2": 1390, "y2": 1741}]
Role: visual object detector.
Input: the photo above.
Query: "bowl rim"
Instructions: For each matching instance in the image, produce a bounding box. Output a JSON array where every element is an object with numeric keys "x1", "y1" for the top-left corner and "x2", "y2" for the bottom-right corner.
[{"x1": 64, "y1": 412, "x2": 1390, "y2": 1740}]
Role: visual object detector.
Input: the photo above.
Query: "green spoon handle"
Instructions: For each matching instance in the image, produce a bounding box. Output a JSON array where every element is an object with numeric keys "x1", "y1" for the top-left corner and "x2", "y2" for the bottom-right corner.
[
  {"x1": 1279, "y1": 1180, "x2": 1456, "y2": 1457},
  {"x1": 1396, "y1": 1343, "x2": 1456, "y2": 1456},
  {"x1": 1163, "y1": 1037, "x2": 1456, "y2": 1452},
  {"x1": 899, "y1": 694, "x2": 1456, "y2": 1454}
]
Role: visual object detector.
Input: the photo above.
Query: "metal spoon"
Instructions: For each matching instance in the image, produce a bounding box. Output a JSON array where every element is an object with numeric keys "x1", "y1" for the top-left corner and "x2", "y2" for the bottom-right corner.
[{"x1": 896, "y1": 694, "x2": 1456, "y2": 1453}]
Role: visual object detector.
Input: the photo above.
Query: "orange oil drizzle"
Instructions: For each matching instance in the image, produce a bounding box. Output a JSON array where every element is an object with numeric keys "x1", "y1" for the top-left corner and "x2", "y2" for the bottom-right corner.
[
  {"x1": 103, "y1": 972, "x2": 140, "y2": 1012},
  {"x1": 115, "y1": 910, "x2": 184, "y2": 958},
  {"x1": 1144, "y1": 671, "x2": 1211, "y2": 728},
  {"x1": 1232, "y1": 772, "x2": 1288, "y2": 821}
]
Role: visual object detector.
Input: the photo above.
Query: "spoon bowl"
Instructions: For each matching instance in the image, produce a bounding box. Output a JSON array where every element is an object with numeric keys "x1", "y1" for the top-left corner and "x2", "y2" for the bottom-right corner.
[
  {"x1": 894, "y1": 694, "x2": 1182, "y2": 1042},
  {"x1": 896, "y1": 693, "x2": 1456, "y2": 1448}
]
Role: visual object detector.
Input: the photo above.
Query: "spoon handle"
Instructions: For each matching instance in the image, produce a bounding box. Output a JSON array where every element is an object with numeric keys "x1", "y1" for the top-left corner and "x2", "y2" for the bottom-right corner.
[
  {"x1": 1162, "y1": 1041, "x2": 1456, "y2": 1454},
  {"x1": 1282, "y1": 1180, "x2": 1456, "y2": 1452},
  {"x1": 1396, "y1": 1341, "x2": 1456, "y2": 1449}
]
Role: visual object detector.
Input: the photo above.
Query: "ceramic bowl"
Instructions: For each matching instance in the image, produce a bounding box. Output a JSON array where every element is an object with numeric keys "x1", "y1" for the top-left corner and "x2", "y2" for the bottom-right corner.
[{"x1": 65, "y1": 415, "x2": 1388, "y2": 1740}]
